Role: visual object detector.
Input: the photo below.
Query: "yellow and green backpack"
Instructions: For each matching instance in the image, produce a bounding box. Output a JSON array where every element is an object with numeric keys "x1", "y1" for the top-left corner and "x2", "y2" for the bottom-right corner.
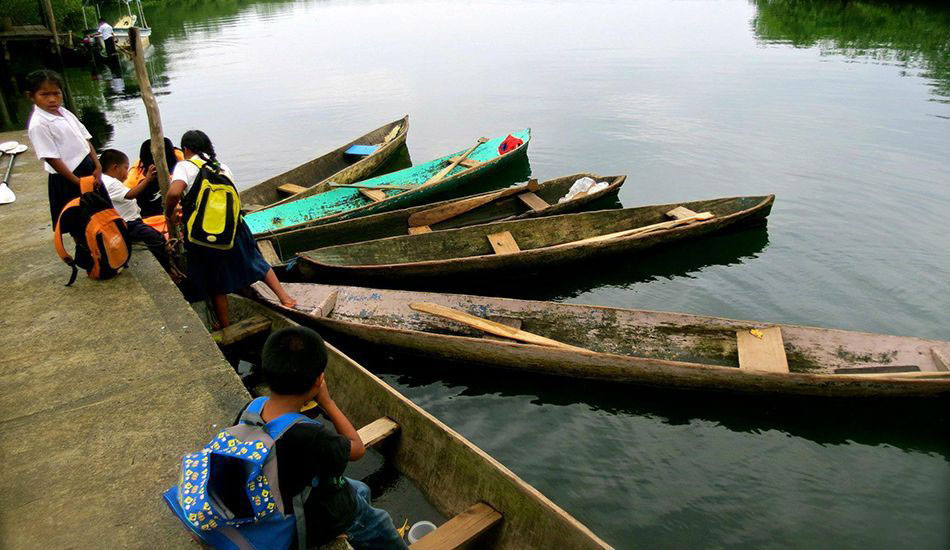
[{"x1": 183, "y1": 158, "x2": 241, "y2": 250}]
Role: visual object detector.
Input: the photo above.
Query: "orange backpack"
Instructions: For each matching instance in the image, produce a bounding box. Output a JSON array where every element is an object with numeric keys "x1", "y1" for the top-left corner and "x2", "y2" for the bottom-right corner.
[{"x1": 54, "y1": 176, "x2": 132, "y2": 286}]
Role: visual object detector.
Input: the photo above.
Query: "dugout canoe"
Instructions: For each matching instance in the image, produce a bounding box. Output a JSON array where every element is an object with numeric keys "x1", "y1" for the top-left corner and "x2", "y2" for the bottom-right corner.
[
  {"x1": 293, "y1": 194, "x2": 774, "y2": 283},
  {"x1": 258, "y1": 173, "x2": 626, "y2": 267},
  {"x1": 245, "y1": 129, "x2": 531, "y2": 236},
  {"x1": 248, "y1": 284, "x2": 950, "y2": 398},
  {"x1": 240, "y1": 116, "x2": 409, "y2": 210},
  {"x1": 202, "y1": 296, "x2": 611, "y2": 549}
]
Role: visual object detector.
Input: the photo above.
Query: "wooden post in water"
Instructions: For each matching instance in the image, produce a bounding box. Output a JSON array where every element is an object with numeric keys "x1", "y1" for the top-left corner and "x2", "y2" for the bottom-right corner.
[
  {"x1": 39, "y1": 0, "x2": 77, "y2": 112},
  {"x1": 128, "y1": 27, "x2": 174, "y2": 232},
  {"x1": 39, "y1": 0, "x2": 61, "y2": 51}
]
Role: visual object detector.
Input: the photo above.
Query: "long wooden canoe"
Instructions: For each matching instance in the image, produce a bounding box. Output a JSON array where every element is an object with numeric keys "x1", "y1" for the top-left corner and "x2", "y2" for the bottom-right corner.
[
  {"x1": 293, "y1": 194, "x2": 774, "y2": 283},
  {"x1": 240, "y1": 116, "x2": 409, "y2": 210},
  {"x1": 258, "y1": 173, "x2": 626, "y2": 267},
  {"x1": 245, "y1": 129, "x2": 531, "y2": 236},
  {"x1": 202, "y1": 296, "x2": 611, "y2": 549},
  {"x1": 248, "y1": 284, "x2": 950, "y2": 398}
]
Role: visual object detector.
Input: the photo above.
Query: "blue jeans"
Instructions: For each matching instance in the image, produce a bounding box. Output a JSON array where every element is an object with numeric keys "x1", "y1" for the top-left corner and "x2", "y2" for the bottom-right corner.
[{"x1": 345, "y1": 478, "x2": 408, "y2": 550}]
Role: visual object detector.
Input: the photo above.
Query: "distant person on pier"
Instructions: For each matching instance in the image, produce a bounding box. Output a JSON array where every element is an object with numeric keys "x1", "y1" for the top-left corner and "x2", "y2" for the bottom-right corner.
[
  {"x1": 97, "y1": 18, "x2": 116, "y2": 57},
  {"x1": 25, "y1": 70, "x2": 112, "y2": 226},
  {"x1": 164, "y1": 129, "x2": 296, "y2": 328},
  {"x1": 98, "y1": 148, "x2": 171, "y2": 271},
  {"x1": 124, "y1": 137, "x2": 183, "y2": 236}
]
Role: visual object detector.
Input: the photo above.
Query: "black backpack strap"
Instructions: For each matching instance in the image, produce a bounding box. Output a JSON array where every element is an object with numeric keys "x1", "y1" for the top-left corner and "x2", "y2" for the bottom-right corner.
[
  {"x1": 65, "y1": 264, "x2": 79, "y2": 287},
  {"x1": 181, "y1": 160, "x2": 203, "y2": 215},
  {"x1": 293, "y1": 477, "x2": 320, "y2": 550}
]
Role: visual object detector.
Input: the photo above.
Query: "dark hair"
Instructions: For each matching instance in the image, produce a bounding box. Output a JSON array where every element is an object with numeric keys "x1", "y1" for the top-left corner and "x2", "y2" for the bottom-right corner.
[
  {"x1": 99, "y1": 18, "x2": 107, "y2": 23},
  {"x1": 26, "y1": 69, "x2": 64, "y2": 94},
  {"x1": 261, "y1": 327, "x2": 328, "y2": 395},
  {"x1": 99, "y1": 149, "x2": 129, "y2": 171},
  {"x1": 180, "y1": 130, "x2": 218, "y2": 166},
  {"x1": 139, "y1": 137, "x2": 178, "y2": 173}
]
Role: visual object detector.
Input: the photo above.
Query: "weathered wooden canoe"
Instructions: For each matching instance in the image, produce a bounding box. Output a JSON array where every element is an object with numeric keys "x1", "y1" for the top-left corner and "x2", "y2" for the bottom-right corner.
[
  {"x1": 202, "y1": 296, "x2": 611, "y2": 549},
  {"x1": 257, "y1": 173, "x2": 626, "y2": 266},
  {"x1": 293, "y1": 194, "x2": 774, "y2": 283},
  {"x1": 245, "y1": 129, "x2": 531, "y2": 236},
  {"x1": 240, "y1": 116, "x2": 409, "y2": 211},
  {"x1": 249, "y1": 284, "x2": 950, "y2": 398}
]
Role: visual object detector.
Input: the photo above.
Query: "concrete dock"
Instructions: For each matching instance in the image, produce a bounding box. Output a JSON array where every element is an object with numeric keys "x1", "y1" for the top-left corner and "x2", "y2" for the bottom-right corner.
[{"x1": 0, "y1": 129, "x2": 250, "y2": 547}]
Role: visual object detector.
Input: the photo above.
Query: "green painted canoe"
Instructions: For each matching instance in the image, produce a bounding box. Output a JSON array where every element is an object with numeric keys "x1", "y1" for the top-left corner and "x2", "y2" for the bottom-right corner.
[
  {"x1": 258, "y1": 173, "x2": 626, "y2": 267},
  {"x1": 245, "y1": 129, "x2": 531, "y2": 236},
  {"x1": 240, "y1": 116, "x2": 409, "y2": 210}
]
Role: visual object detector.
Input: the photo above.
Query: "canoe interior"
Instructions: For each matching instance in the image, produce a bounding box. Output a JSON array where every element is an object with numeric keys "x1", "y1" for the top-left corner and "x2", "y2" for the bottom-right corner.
[
  {"x1": 264, "y1": 173, "x2": 625, "y2": 263},
  {"x1": 205, "y1": 296, "x2": 610, "y2": 549},
  {"x1": 260, "y1": 283, "x2": 950, "y2": 379},
  {"x1": 245, "y1": 129, "x2": 531, "y2": 235},
  {"x1": 240, "y1": 116, "x2": 409, "y2": 208},
  {"x1": 304, "y1": 195, "x2": 772, "y2": 267}
]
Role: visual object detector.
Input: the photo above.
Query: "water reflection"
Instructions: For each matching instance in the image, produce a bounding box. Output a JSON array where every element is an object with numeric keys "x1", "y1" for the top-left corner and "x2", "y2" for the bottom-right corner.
[
  {"x1": 752, "y1": 0, "x2": 950, "y2": 102},
  {"x1": 475, "y1": 226, "x2": 770, "y2": 301}
]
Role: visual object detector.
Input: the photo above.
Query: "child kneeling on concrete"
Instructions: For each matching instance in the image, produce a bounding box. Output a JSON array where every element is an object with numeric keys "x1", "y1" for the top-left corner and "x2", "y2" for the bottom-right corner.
[
  {"x1": 249, "y1": 327, "x2": 407, "y2": 549},
  {"x1": 98, "y1": 149, "x2": 171, "y2": 271}
]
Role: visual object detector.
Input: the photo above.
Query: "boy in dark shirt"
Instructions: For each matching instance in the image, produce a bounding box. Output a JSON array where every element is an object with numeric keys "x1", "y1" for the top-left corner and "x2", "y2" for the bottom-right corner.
[{"x1": 247, "y1": 326, "x2": 407, "y2": 549}]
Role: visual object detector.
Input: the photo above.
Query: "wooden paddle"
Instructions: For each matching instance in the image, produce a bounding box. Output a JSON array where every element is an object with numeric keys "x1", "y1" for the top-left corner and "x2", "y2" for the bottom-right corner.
[
  {"x1": 408, "y1": 179, "x2": 540, "y2": 228},
  {"x1": 329, "y1": 182, "x2": 414, "y2": 191},
  {"x1": 421, "y1": 137, "x2": 488, "y2": 187},
  {"x1": 565, "y1": 212, "x2": 714, "y2": 246},
  {"x1": 409, "y1": 302, "x2": 589, "y2": 352},
  {"x1": 383, "y1": 124, "x2": 402, "y2": 143}
]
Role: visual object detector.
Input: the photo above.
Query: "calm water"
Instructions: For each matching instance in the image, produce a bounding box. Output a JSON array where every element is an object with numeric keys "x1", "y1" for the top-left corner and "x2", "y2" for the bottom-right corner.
[{"x1": 21, "y1": 0, "x2": 950, "y2": 547}]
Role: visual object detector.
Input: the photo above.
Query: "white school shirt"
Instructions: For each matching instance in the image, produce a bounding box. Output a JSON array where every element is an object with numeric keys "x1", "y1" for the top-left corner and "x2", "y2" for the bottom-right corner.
[
  {"x1": 27, "y1": 105, "x2": 92, "y2": 175},
  {"x1": 171, "y1": 158, "x2": 235, "y2": 195},
  {"x1": 98, "y1": 22, "x2": 114, "y2": 40},
  {"x1": 102, "y1": 174, "x2": 141, "y2": 222}
]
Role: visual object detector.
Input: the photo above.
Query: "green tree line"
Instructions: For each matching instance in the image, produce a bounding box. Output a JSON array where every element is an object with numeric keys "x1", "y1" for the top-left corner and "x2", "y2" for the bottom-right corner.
[{"x1": 752, "y1": 0, "x2": 950, "y2": 100}]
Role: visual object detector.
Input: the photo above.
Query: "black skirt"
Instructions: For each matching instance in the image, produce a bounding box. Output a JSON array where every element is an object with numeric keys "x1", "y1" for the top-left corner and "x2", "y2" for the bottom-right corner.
[
  {"x1": 47, "y1": 156, "x2": 113, "y2": 226},
  {"x1": 185, "y1": 220, "x2": 272, "y2": 299}
]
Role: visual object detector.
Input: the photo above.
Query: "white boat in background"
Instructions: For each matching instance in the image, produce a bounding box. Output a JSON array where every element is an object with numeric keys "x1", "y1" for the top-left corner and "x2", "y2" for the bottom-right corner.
[{"x1": 83, "y1": 0, "x2": 151, "y2": 50}]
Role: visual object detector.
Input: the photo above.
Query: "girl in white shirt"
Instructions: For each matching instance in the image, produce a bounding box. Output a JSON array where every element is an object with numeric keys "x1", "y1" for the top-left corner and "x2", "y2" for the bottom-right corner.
[
  {"x1": 26, "y1": 69, "x2": 111, "y2": 225},
  {"x1": 165, "y1": 130, "x2": 296, "y2": 327}
]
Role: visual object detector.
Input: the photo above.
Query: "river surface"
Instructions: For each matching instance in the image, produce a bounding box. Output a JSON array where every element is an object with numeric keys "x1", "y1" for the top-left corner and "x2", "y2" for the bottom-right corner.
[{"x1": 24, "y1": 0, "x2": 950, "y2": 547}]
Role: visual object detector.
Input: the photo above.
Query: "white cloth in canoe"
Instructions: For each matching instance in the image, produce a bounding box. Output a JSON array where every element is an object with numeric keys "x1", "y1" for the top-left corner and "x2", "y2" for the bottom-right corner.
[{"x1": 558, "y1": 176, "x2": 609, "y2": 203}]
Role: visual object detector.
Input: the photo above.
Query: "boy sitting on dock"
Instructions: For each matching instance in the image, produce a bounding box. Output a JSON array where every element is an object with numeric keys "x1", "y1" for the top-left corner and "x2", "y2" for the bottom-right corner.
[
  {"x1": 99, "y1": 149, "x2": 171, "y2": 271},
  {"x1": 243, "y1": 327, "x2": 407, "y2": 549}
]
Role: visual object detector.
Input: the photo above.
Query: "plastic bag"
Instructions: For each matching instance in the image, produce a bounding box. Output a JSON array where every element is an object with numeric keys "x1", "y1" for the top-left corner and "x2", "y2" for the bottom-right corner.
[{"x1": 558, "y1": 177, "x2": 609, "y2": 203}]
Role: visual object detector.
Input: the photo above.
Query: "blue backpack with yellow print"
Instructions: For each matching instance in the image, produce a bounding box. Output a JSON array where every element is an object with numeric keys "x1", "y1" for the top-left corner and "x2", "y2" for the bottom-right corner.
[{"x1": 163, "y1": 397, "x2": 321, "y2": 549}]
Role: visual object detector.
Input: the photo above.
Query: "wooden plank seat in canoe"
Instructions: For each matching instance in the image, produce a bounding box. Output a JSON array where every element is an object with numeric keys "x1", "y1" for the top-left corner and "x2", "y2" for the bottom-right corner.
[
  {"x1": 292, "y1": 195, "x2": 774, "y2": 283},
  {"x1": 240, "y1": 115, "x2": 409, "y2": 210},
  {"x1": 197, "y1": 296, "x2": 610, "y2": 549},
  {"x1": 250, "y1": 283, "x2": 950, "y2": 398},
  {"x1": 257, "y1": 173, "x2": 625, "y2": 268}
]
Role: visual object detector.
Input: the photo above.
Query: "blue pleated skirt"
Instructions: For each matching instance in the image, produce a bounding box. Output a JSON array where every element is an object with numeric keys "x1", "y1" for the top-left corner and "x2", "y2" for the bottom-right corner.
[{"x1": 185, "y1": 219, "x2": 270, "y2": 299}]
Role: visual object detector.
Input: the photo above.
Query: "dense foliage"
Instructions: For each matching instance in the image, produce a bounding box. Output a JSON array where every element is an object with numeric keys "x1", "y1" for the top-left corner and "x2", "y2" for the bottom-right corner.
[{"x1": 752, "y1": 0, "x2": 950, "y2": 100}]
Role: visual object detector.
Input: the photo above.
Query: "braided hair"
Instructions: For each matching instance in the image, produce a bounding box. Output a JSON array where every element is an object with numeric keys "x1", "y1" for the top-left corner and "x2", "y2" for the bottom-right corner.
[{"x1": 180, "y1": 130, "x2": 220, "y2": 168}]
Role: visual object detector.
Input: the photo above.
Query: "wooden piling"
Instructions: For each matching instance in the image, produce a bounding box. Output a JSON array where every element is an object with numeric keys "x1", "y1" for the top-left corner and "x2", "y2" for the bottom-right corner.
[{"x1": 127, "y1": 27, "x2": 175, "y2": 236}]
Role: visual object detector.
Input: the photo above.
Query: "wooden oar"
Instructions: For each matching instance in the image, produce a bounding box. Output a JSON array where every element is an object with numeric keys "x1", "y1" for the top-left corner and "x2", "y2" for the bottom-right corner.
[
  {"x1": 421, "y1": 137, "x2": 488, "y2": 187},
  {"x1": 408, "y1": 179, "x2": 540, "y2": 228},
  {"x1": 329, "y1": 182, "x2": 414, "y2": 191},
  {"x1": 565, "y1": 212, "x2": 714, "y2": 246},
  {"x1": 409, "y1": 302, "x2": 589, "y2": 352}
]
